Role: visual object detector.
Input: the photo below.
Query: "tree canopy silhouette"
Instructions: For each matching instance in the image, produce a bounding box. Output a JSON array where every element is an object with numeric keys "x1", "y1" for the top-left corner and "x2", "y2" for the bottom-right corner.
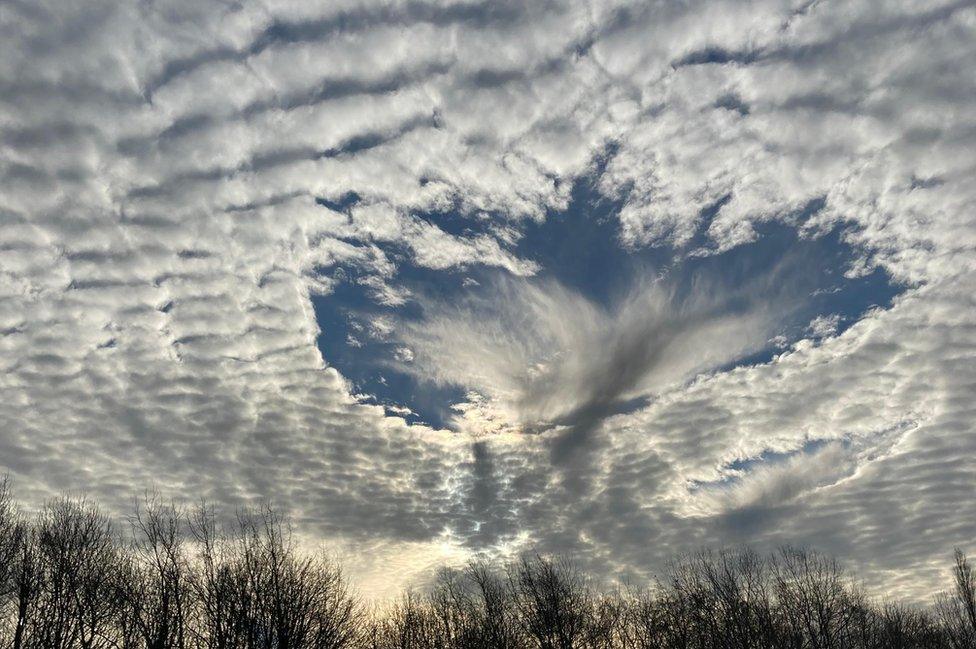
[{"x1": 0, "y1": 480, "x2": 972, "y2": 649}]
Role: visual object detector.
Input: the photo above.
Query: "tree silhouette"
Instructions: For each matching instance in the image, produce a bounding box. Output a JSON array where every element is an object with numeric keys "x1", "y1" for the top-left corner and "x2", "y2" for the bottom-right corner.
[{"x1": 0, "y1": 481, "x2": 968, "y2": 649}]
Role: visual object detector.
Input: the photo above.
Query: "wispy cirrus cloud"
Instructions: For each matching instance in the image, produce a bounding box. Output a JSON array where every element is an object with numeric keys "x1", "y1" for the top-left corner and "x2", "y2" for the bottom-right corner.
[{"x1": 395, "y1": 272, "x2": 775, "y2": 444}]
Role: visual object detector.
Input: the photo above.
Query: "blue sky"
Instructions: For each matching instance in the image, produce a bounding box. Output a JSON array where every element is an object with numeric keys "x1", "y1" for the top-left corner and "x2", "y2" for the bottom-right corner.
[{"x1": 313, "y1": 172, "x2": 901, "y2": 431}]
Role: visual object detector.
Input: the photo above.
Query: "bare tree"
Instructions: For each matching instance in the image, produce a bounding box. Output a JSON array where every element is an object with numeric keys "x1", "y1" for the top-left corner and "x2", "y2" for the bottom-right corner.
[
  {"x1": 425, "y1": 561, "x2": 525, "y2": 649},
  {"x1": 186, "y1": 503, "x2": 359, "y2": 649},
  {"x1": 664, "y1": 548, "x2": 778, "y2": 649},
  {"x1": 120, "y1": 494, "x2": 192, "y2": 649},
  {"x1": 365, "y1": 592, "x2": 444, "y2": 649},
  {"x1": 583, "y1": 590, "x2": 628, "y2": 649},
  {"x1": 0, "y1": 479, "x2": 25, "y2": 644},
  {"x1": 0, "y1": 482, "x2": 973, "y2": 649},
  {"x1": 24, "y1": 498, "x2": 125, "y2": 649},
  {"x1": 937, "y1": 548, "x2": 976, "y2": 649},
  {"x1": 615, "y1": 585, "x2": 668, "y2": 649},
  {"x1": 238, "y1": 506, "x2": 360, "y2": 648},
  {"x1": 507, "y1": 556, "x2": 592, "y2": 649},
  {"x1": 465, "y1": 561, "x2": 523, "y2": 649},
  {"x1": 8, "y1": 520, "x2": 40, "y2": 649},
  {"x1": 871, "y1": 601, "x2": 944, "y2": 649},
  {"x1": 770, "y1": 546, "x2": 862, "y2": 649},
  {"x1": 186, "y1": 502, "x2": 245, "y2": 649}
]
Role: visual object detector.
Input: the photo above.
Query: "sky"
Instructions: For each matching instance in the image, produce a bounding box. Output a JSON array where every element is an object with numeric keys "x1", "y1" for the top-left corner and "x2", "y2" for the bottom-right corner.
[{"x1": 1, "y1": 0, "x2": 975, "y2": 603}]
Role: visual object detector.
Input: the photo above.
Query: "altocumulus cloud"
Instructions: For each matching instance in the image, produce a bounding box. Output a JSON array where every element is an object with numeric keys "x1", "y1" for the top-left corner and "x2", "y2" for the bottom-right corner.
[{"x1": 0, "y1": 0, "x2": 975, "y2": 601}]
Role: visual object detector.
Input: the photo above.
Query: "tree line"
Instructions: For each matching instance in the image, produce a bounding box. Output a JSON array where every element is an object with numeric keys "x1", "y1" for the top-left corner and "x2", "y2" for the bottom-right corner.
[{"x1": 0, "y1": 481, "x2": 973, "y2": 649}]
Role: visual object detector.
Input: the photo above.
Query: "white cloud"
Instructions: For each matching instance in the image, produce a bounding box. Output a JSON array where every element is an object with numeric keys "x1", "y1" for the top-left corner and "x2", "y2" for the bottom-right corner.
[{"x1": 806, "y1": 313, "x2": 841, "y2": 338}]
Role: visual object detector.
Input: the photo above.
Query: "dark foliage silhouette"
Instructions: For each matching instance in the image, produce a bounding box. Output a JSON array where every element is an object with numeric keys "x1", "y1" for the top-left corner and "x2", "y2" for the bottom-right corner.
[{"x1": 0, "y1": 481, "x2": 972, "y2": 648}]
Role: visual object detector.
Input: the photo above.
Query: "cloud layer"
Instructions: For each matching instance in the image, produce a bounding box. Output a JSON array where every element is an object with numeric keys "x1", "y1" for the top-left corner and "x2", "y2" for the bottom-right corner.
[{"x1": 1, "y1": 0, "x2": 975, "y2": 601}]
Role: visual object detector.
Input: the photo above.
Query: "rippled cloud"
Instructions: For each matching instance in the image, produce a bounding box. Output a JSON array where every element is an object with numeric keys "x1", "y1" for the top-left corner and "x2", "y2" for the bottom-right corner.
[{"x1": 1, "y1": 0, "x2": 974, "y2": 601}]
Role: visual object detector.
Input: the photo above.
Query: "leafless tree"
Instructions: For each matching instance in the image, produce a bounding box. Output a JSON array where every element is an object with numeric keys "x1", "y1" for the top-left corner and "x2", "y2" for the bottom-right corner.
[
  {"x1": 187, "y1": 503, "x2": 359, "y2": 649},
  {"x1": 428, "y1": 561, "x2": 526, "y2": 649},
  {"x1": 0, "y1": 482, "x2": 971, "y2": 649},
  {"x1": 582, "y1": 590, "x2": 628, "y2": 649},
  {"x1": 770, "y1": 546, "x2": 862, "y2": 649},
  {"x1": 0, "y1": 479, "x2": 24, "y2": 643},
  {"x1": 364, "y1": 592, "x2": 444, "y2": 649},
  {"x1": 363, "y1": 561, "x2": 525, "y2": 649},
  {"x1": 465, "y1": 561, "x2": 523, "y2": 649},
  {"x1": 870, "y1": 601, "x2": 944, "y2": 649},
  {"x1": 119, "y1": 494, "x2": 192, "y2": 649},
  {"x1": 615, "y1": 585, "x2": 668, "y2": 649},
  {"x1": 936, "y1": 548, "x2": 976, "y2": 649},
  {"x1": 185, "y1": 503, "x2": 236, "y2": 649},
  {"x1": 8, "y1": 520, "x2": 40, "y2": 649},
  {"x1": 507, "y1": 555, "x2": 592, "y2": 649},
  {"x1": 23, "y1": 498, "x2": 125, "y2": 649},
  {"x1": 664, "y1": 548, "x2": 778, "y2": 649}
]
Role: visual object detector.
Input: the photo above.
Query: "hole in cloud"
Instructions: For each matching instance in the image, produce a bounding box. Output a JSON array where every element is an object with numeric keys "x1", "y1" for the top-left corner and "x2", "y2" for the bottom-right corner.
[
  {"x1": 685, "y1": 419, "x2": 919, "y2": 535},
  {"x1": 684, "y1": 438, "x2": 858, "y2": 534},
  {"x1": 312, "y1": 177, "x2": 903, "y2": 441},
  {"x1": 690, "y1": 438, "x2": 840, "y2": 495}
]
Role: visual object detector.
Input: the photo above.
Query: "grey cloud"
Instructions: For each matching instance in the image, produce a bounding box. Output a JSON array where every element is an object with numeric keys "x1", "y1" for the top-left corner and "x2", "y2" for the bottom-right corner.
[
  {"x1": 671, "y1": 0, "x2": 973, "y2": 70},
  {"x1": 452, "y1": 441, "x2": 519, "y2": 547},
  {"x1": 126, "y1": 112, "x2": 440, "y2": 200},
  {"x1": 146, "y1": 0, "x2": 533, "y2": 94},
  {"x1": 123, "y1": 59, "x2": 458, "y2": 151}
]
